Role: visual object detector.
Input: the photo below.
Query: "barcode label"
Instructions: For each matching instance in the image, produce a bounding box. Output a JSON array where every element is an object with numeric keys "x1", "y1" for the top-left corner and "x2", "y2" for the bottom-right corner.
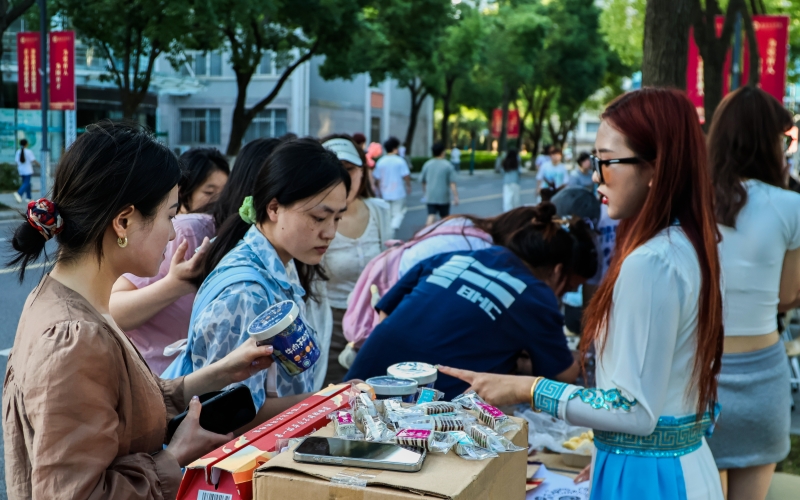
[{"x1": 197, "y1": 491, "x2": 233, "y2": 500}]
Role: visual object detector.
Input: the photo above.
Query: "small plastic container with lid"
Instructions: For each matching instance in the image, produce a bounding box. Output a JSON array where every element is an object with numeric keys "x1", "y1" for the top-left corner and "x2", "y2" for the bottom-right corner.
[
  {"x1": 387, "y1": 362, "x2": 438, "y2": 389},
  {"x1": 247, "y1": 300, "x2": 320, "y2": 376},
  {"x1": 365, "y1": 376, "x2": 419, "y2": 403}
]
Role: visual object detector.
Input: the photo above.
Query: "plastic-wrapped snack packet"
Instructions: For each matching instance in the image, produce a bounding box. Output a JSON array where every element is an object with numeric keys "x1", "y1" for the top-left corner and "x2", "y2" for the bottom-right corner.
[
  {"x1": 449, "y1": 431, "x2": 498, "y2": 461},
  {"x1": 394, "y1": 429, "x2": 457, "y2": 454},
  {"x1": 473, "y1": 401, "x2": 521, "y2": 434},
  {"x1": 397, "y1": 414, "x2": 470, "y2": 432},
  {"x1": 359, "y1": 410, "x2": 396, "y2": 443},
  {"x1": 351, "y1": 392, "x2": 378, "y2": 417},
  {"x1": 330, "y1": 410, "x2": 362, "y2": 439},
  {"x1": 468, "y1": 425, "x2": 526, "y2": 453},
  {"x1": 419, "y1": 402, "x2": 458, "y2": 415},
  {"x1": 433, "y1": 415, "x2": 469, "y2": 432},
  {"x1": 452, "y1": 390, "x2": 483, "y2": 410},
  {"x1": 415, "y1": 387, "x2": 445, "y2": 404}
]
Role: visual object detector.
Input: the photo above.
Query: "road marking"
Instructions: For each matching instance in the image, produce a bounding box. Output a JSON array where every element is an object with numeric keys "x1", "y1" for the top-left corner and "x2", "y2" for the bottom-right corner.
[
  {"x1": 0, "y1": 348, "x2": 11, "y2": 357},
  {"x1": 407, "y1": 189, "x2": 537, "y2": 212},
  {"x1": 0, "y1": 262, "x2": 48, "y2": 275}
]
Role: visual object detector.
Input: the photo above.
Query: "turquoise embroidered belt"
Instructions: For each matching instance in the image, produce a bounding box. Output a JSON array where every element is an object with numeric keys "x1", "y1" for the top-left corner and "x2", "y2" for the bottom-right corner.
[{"x1": 594, "y1": 411, "x2": 714, "y2": 458}]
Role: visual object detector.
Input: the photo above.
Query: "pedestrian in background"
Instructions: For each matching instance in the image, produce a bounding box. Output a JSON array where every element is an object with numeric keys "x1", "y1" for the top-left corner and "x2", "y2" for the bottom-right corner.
[
  {"x1": 373, "y1": 136, "x2": 411, "y2": 231},
  {"x1": 502, "y1": 147, "x2": 521, "y2": 212},
  {"x1": 13, "y1": 138, "x2": 38, "y2": 204},
  {"x1": 535, "y1": 144, "x2": 552, "y2": 171},
  {"x1": 450, "y1": 144, "x2": 461, "y2": 171},
  {"x1": 420, "y1": 141, "x2": 459, "y2": 226},
  {"x1": 705, "y1": 86, "x2": 798, "y2": 500},
  {"x1": 536, "y1": 146, "x2": 568, "y2": 197},
  {"x1": 568, "y1": 151, "x2": 595, "y2": 192},
  {"x1": 320, "y1": 134, "x2": 392, "y2": 386}
]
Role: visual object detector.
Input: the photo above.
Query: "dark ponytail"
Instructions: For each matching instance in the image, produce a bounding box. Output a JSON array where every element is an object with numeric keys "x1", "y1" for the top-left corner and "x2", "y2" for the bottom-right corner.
[
  {"x1": 199, "y1": 138, "x2": 350, "y2": 299},
  {"x1": 7, "y1": 121, "x2": 181, "y2": 282},
  {"x1": 18, "y1": 138, "x2": 28, "y2": 164}
]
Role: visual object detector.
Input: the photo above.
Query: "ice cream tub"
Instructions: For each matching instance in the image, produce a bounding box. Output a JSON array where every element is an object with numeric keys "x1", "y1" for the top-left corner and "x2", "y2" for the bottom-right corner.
[
  {"x1": 247, "y1": 300, "x2": 320, "y2": 376},
  {"x1": 366, "y1": 376, "x2": 418, "y2": 403},
  {"x1": 387, "y1": 362, "x2": 438, "y2": 388}
]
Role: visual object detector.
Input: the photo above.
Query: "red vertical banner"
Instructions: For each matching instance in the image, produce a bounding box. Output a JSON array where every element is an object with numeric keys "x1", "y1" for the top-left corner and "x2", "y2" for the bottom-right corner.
[
  {"x1": 686, "y1": 27, "x2": 705, "y2": 118},
  {"x1": 17, "y1": 32, "x2": 41, "y2": 110},
  {"x1": 507, "y1": 110, "x2": 520, "y2": 139},
  {"x1": 49, "y1": 31, "x2": 76, "y2": 110},
  {"x1": 749, "y1": 15, "x2": 789, "y2": 102},
  {"x1": 491, "y1": 109, "x2": 502, "y2": 137}
]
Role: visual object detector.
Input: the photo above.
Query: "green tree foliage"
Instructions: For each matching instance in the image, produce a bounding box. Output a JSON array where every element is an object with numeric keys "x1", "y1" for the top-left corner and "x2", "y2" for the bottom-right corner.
[
  {"x1": 521, "y1": 0, "x2": 615, "y2": 153},
  {"x1": 600, "y1": 0, "x2": 645, "y2": 70},
  {"x1": 58, "y1": 0, "x2": 213, "y2": 118},
  {"x1": 202, "y1": 0, "x2": 370, "y2": 155}
]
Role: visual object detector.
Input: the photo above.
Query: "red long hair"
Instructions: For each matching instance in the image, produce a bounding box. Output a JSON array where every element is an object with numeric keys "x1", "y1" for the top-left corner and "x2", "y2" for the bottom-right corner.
[{"x1": 580, "y1": 88, "x2": 724, "y2": 416}]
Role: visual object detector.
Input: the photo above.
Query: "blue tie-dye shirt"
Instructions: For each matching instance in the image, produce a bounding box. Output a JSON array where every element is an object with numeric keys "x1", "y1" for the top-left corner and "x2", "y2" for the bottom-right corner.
[{"x1": 189, "y1": 225, "x2": 317, "y2": 409}]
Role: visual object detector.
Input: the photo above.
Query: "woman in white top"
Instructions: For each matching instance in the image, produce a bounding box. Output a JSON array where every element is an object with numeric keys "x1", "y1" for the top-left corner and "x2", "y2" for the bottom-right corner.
[
  {"x1": 13, "y1": 138, "x2": 38, "y2": 204},
  {"x1": 441, "y1": 88, "x2": 725, "y2": 500},
  {"x1": 704, "y1": 87, "x2": 797, "y2": 500},
  {"x1": 320, "y1": 134, "x2": 392, "y2": 385}
]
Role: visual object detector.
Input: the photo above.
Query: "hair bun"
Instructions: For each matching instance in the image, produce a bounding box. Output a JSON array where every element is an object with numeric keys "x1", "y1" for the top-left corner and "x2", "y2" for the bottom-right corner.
[{"x1": 532, "y1": 202, "x2": 557, "y2": 223}]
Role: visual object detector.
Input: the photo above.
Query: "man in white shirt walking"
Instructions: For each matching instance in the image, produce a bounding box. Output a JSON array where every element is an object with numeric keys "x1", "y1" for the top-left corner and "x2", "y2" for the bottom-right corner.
[
  {"x1": 449, "y1": 146, "x2": 461, "y2": 171},
  {"x1": 535, "y1": 146, "x2": 568, "y2": 198},
  {"x1": 13, "y1": 139, "x2": 37, "y2": 204},
  {"x1": 373, "y1": 137, "x2": 411, "y2": 231}
]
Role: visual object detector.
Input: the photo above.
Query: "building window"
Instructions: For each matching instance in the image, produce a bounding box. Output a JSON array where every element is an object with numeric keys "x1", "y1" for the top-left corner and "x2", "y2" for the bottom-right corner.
[
  {"x1": 370, "y1": 116, "x2": 381, "y2": 145},
  {"x1": 194, "y1": 53, "x2": 207, "y2": 76},
  {"x1": 209, "y1": 53, "x2": 222, "y2": 76},
  {"x1": 180, "y1": 109, "x2": 221, "y2": 144},
  {"x1": 585, "y1": 121, "x2": 600, "y2": 133},
  {"x1": 244, "y1": 109, "x2": 288, "y2": 143}
]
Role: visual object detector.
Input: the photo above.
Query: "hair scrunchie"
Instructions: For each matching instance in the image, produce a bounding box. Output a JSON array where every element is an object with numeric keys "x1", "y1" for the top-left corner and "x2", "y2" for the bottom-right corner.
[
  {"x1": 27, "y1": 198, "x2": 64, "y2": 241},
  {"x1": 239, "y1": 196, "x2": 257, "y2": 224}
]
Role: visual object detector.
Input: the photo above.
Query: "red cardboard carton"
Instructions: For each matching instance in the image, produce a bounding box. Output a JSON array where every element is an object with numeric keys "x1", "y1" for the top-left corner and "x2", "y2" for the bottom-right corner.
[{"x1": 177, "y1": 383, "x2": 354, "y2": 500}]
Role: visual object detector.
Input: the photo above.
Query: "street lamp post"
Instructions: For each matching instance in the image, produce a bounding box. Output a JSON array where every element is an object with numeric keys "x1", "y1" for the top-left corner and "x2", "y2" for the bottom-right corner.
[{"x1": 38, "y1": 0, "x2": 49, "y2": 196}]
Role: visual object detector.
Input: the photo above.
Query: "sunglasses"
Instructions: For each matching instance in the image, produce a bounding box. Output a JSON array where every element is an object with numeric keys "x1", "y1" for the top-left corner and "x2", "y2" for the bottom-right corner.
[{"x1": 590, "y1": 154, "x2": 642, "y2": 184}]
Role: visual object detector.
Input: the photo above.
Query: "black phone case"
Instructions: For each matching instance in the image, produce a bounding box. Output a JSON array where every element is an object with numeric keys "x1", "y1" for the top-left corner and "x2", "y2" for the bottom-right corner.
[{"x1": 165, "y1": 385, "x2": 256, "y2": 444}]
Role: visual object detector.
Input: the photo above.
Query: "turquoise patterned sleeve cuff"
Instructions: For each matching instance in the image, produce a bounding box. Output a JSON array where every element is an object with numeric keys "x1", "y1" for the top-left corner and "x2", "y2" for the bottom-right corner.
[
  {"x1": 533, "y1": 379, "x2": 576, "y2": 420},
  {"x1": 568, "y1": 387, "x2": 638, "y2": 411}
]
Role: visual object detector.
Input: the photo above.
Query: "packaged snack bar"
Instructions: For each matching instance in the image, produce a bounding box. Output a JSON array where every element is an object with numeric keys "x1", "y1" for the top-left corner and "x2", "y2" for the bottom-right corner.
[
  {"x1": 450, "y1": 431, "x2": 498, "y2": 461},
  {"x1": 452, "y1": 391, "x2": 520, "y2": 433},
  {"x1": 468, "y1": 425, "x2": 526, "y2": 453},
  {"x1": 351, "y1": 392, "x2": 378, "y2": 418},
  {"x1": 415, "y1": 387, "x2": 445, "y2": 404},
  {"x1": 330, "y1": 410, "x2": 361, "y2": 439},
  {"x1": 394, "y1": 429, "x2": 457, "y2": 453},
  {"x1": 358, "y1": 410, "x2": 395, "y2": 443},
  {"x1": 419, "y1": 402, "x2": 458, "y2": 415}
]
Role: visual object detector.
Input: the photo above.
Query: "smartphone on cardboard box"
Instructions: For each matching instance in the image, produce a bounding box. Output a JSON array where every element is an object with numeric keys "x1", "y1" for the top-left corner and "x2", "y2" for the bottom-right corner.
[{"x1": 293, "y1": 436, "x2": 425, "y2": 472}]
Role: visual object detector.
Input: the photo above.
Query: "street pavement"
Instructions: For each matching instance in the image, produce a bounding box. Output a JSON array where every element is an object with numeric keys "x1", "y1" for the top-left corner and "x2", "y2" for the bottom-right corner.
[{"x1": 0, "y1": 169, "x2": 535, "y2": 497}]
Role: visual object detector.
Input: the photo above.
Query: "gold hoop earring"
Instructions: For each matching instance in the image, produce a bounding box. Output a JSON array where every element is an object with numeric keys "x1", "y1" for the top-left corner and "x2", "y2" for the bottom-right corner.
[{"x1": 117, "y1": 236, "x2": 128, "y2": 248}]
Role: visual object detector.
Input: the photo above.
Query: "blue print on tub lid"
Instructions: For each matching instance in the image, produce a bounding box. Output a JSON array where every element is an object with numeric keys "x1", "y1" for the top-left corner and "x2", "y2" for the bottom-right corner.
[
  {"x1": 247, "y1": 300, "x2": 300, "y2": 342},
  {"x1": 387, "y1": 362, "x2": 438, "y2": 386},
  {"x1": 366, "y1": 376, "x2": 419, "y2": 396}
]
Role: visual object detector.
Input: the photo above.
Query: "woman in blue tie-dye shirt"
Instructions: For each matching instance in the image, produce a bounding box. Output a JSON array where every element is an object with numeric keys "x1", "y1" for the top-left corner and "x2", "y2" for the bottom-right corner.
[{"x1": 184, "y1": 138, "x2": 350, "y2": 423}]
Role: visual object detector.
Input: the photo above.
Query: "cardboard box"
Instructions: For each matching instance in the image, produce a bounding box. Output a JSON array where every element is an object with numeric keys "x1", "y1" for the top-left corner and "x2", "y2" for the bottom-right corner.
[
  {"x1": 177, "y1": 383, "x2": 355, "y2": 500},
  {"x1": 252, "y1": 416, "x2": 529, "y2": 500}
]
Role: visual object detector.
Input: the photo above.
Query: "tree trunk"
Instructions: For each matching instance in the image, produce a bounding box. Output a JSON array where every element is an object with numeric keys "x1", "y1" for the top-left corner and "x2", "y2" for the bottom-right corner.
[
  {"x1": 226, "y1": 71, "x2": 254, "y2": 156},
  {"x1": 741, "y1": 6, "x2": 760, "y2": 86},
  {"x1": 498, "y1": 84, "x2": 510, "y2": 152},
  {"x1": 404, "y1": 81, "x2": 427, "y2": 156},
  {"x1": 439, "y1": 76, "x2": 456, "y2": 148},
  {"x1": 642, "y1": 0, "x2": 693, "y2": 89},
  {"x1": 0, "y1": 39, "x2": 5, "y2": 108}
]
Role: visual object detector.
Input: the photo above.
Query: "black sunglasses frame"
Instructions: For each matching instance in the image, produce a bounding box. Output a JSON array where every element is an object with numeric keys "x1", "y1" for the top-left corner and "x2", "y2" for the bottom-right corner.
[{"x1": 590, "y1": 154, "x2": 642, "y2": 184}]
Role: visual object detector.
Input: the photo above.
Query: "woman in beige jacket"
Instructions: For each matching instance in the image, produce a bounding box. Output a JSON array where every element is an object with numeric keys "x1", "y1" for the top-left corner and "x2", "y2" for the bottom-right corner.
[{"x1": 3, "y1": 122, "x2": 274, "y2": 500}]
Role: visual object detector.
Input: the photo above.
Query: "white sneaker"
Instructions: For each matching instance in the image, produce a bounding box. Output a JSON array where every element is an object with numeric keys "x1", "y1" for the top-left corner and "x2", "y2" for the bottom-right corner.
[{"x1": 13, "y1": 192, "x2": 23, "y2": 203}]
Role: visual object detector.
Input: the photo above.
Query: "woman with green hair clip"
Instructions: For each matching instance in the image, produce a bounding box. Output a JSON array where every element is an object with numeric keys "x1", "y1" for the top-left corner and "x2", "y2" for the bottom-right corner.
[{"x1": 163, "y1": 138, "x2": 351, "y2": 425}]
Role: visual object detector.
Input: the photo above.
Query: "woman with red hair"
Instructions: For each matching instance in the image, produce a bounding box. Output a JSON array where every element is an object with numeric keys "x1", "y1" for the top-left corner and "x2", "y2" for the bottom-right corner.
[{"x1": 441, "y1": 88, "x2": 724, "y2": 499}]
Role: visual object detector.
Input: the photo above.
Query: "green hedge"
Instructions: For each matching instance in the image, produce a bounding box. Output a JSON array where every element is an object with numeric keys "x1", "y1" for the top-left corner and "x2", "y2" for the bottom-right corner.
[
  {"x1": 0, "y1": 162, "x2": 20, "y2": 191},
  {"x1": 409, "y1": 151, "x2": 532, "y2": 173}
]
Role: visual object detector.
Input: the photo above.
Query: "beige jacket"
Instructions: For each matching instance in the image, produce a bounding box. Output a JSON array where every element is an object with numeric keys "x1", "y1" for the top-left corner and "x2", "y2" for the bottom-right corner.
[{"x1": 3, "y1": 275, "x2": 185, "y2": 499}]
